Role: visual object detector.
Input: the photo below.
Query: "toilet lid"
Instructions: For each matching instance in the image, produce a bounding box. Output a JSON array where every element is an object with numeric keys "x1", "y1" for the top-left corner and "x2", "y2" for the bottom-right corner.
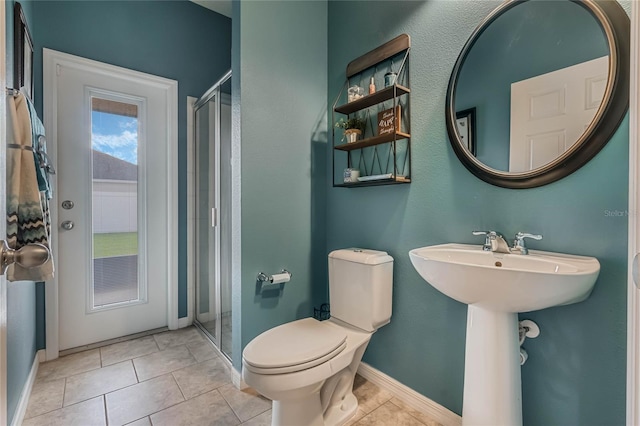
[{"x1": 243, "y1": 318, "x2": 347, "y2": 369}]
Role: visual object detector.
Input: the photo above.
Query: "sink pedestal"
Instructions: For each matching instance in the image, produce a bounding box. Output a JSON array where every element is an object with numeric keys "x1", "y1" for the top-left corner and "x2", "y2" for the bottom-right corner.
[
  {"x1": 462, "y1": 305, "x2": 522, "y2": 426},
  {"x1": 408, "y1": 243, "x2": 601, "y2": 426}
]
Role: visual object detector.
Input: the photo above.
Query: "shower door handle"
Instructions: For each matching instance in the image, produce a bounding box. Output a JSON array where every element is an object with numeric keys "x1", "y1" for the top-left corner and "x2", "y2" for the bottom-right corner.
[
  {"x1": 212, "y1": 208, "x2": 217, "y2": 228},
  {"x1": 0, "y1": 240, "x2": 50, "y2": 275}
]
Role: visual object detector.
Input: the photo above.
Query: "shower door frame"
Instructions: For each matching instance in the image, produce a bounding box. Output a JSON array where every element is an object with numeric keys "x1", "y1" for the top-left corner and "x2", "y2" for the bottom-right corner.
[{"x1": 191, "y1": 70, "x2": 232, "y2": 357}]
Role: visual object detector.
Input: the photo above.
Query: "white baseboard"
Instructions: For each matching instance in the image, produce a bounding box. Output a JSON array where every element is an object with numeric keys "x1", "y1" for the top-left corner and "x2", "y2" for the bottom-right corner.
[
  {"x1": 178, "y1": 316, "x2": 192, "y2": 329},
  {"x1": 232, "y1": 366, "x2": 249, "y2": 390},
  {"x1": 11, "y1": 349, "x2": 44, "y2": 426},
  {"x1": 357, "y1": 362, "x2": 462, "y2": 426}
]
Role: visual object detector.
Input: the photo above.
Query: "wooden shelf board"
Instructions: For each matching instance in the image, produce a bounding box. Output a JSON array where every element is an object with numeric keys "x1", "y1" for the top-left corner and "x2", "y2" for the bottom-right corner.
[
  {"x1": 334, "y1": 131, "x2": 410, "y2": 151},
  {"x1": 334, "y1": 85, "x2": 410, "y2": 115},
  {"x1": 346, "y1": 34, "x2": 410, "y2": 77},
  {"x1": 334, "y1": 176, "x2": 411, "y2": 188}
]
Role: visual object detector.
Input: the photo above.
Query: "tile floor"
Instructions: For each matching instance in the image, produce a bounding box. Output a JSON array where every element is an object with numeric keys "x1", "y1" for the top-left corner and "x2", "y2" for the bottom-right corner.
[{"x1": 23, "y1": 327, "x2": 442, "y2": 426}]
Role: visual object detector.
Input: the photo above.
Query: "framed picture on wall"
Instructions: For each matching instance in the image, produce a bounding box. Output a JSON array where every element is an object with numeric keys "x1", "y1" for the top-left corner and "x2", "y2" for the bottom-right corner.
[
  {"x1": 14, "y1": 2, "x2": 34, "y2": 100},
  {"x1": 456, "y1": 108, "x2": 476, "y2": 156}
]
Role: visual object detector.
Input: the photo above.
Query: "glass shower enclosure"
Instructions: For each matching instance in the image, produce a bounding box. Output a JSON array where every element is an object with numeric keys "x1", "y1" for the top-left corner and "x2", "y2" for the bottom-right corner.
[{"x1": 194, "y1": 71, "x2": 232, "y2": 359}]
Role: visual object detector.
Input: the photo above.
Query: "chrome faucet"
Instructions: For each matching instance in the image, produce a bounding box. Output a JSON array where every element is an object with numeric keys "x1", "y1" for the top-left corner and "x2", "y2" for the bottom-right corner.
[
  {"x1": 472, "y1": 231, "x2": 511, "y2": 254},
  {"x1": 511, "y1": 232, "x2": 543, "y2": 255}
]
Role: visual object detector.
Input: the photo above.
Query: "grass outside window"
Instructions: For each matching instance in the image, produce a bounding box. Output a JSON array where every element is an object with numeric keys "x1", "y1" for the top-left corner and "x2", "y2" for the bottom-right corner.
[{"x1": 93, "y1": 232, "x2": 137, "y2": 258}]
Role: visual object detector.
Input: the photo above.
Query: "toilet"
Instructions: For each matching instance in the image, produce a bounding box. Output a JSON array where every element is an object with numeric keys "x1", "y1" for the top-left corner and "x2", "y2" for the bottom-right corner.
[{"x1": 242, "y1": 248, "x2": 393, "y2": 426}]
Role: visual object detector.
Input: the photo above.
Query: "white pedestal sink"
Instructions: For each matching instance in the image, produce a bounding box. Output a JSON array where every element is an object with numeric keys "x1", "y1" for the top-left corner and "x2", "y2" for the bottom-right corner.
[{"x1": 409, "y1": 243, "x2": 600, "y2": 426}]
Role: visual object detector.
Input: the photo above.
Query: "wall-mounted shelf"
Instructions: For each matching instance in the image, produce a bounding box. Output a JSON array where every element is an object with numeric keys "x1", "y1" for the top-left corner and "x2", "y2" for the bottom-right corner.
[
  {"x1": 332, "y1": 34, "x2": 411, "y2": 188},
  {"x1": 334, "y1": 131, "x2": 411, "y2": 151},
  {"x1": 335, "y1": 176, "x2": 411, "y2": 188},
  {"x1": 334, "y1": 85, "x2": 411, "y2": 115}
]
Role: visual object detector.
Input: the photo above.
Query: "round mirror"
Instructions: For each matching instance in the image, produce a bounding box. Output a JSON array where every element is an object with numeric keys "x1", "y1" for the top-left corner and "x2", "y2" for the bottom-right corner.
[{"x1": 445, "y1": 0, "x2": 629, "y2": 188}]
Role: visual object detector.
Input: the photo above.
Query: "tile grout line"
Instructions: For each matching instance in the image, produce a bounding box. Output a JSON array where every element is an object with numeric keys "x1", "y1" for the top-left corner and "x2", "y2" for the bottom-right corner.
[
  {"x1": 22, "y1": 379, "x2": 64, "y2": 420},
  {"x1": 354, "y1": 403, "x2": 386, "y2": 425},
  {"x1": 132, "y1": 356, "x2": 141, "y2": 383},
  {"x1": 388, "y1": 398, "x2": 433, "y2": 426},
  {"x1": 62, "y1": 377, "x2": 68, "y2": 408},
  {"x1": 142, "y1": 375, "x2": 190, "y2": 423},
  {"x1": 241, "y1": 408, "x2": 271, "y2": 425},
  {"x1": 171, "y1": 370, "x2": 188, "y2": 401},
  {"x1": 103, "y1": 395, "x2": 109, "y2": 426},
  {"x1": 102, "y1": 344, "x2": 161, "y2": 369},
  {"x1": 216, "y1": 388, "x2": 243, "y2": 425},
  {"x1": 218, "y1": 385, "x2": 244, "y2": 422}
]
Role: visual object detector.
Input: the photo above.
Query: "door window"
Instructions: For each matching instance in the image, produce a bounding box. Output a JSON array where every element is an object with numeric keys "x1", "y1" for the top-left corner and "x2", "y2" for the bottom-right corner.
[{"x1": 91, "y1": 96, "x2": 145, "y2": 309}]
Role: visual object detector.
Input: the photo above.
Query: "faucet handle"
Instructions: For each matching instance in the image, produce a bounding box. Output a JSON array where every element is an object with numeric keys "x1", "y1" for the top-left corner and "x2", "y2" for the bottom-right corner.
[
  {"x1": 515, "y1": 232, "x2": 542, "y2": 241},
  {"x1": 473, "y1": 231, "x2": 497, "y2": 251},
  {"x1": 513, "y1": 232, "x2": 542, "y2": 254},
  {"x1": 473, "y1": 231, "x2": 497, "y2": 237}
]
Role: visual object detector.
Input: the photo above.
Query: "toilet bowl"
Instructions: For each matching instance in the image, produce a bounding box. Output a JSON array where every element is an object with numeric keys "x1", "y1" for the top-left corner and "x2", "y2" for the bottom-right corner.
[
  {"x1": 242, "y1": 248, "x2": 394, "y2": 426},
  {"x1": 243, "y1": 317, "x2": 371, "y2": 426}
]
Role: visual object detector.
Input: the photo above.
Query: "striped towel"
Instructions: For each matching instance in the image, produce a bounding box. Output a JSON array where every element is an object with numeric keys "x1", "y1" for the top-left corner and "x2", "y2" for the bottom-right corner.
[
  {"x1": 24, "y1": 95, "x2": 53, "y2": 199},
  {"x1": 6, "y1": 93, "x2": 54, "y2": 281}
]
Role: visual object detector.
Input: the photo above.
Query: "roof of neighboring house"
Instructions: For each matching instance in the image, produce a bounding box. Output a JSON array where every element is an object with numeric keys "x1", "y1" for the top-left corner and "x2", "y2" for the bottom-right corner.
[{"x1": 92, "y1": 150, "x2": 137, "y2": 181}]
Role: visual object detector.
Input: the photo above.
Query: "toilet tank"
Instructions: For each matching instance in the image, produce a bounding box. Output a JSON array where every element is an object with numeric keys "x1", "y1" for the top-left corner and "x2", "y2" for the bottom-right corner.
[{"x1": 328, "y1": 248, "x2": 393, "y2": 332}]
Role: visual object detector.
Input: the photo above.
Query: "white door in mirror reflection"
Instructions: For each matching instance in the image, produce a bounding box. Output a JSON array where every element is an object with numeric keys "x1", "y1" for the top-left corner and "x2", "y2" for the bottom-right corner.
[{"x1": 509, "y1": 56, "x2": 607, "y2": 172}]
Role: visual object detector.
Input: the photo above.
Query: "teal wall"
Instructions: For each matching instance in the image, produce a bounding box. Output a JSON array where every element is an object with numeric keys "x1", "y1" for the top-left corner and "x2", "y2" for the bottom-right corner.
[
  {"x1": 31, "y1": 0, "x2": 231, "y2": 321},
  {"x1": 456, "y1": 0, "x2": 608, "y2": 170},
  {"x1": 5, "y1": 2, "x2": 39, "y2": 424},
  {"x1": 233, "y1": 0, "x2": 328, "y2": 369},
  {"x1": 327, "y1": 2, "x2": 628, "y2": 425}
]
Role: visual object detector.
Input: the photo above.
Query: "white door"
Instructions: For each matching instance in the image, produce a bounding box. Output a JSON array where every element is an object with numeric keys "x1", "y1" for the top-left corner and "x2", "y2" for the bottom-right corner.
[
  {"x1": 45, "y1": 50, "x2": 178, "y2": 351},
  {"x1": 509, "y1": 56, "x2": 608, "y2": 172}
]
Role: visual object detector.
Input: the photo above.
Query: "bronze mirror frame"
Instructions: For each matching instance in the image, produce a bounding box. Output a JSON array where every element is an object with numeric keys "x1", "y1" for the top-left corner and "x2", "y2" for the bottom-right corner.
[{"x1": 445, "y1": 0, "x2": 630, "y2": 189}]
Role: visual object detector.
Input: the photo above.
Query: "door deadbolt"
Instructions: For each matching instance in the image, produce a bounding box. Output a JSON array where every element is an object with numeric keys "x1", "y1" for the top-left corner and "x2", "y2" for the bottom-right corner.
[
  {"x1": 61, "y1": 221, "x2": 74, "y2": 230},
  {"x1": 61, "y1": 200, "x2": 74, "y2": 210}
]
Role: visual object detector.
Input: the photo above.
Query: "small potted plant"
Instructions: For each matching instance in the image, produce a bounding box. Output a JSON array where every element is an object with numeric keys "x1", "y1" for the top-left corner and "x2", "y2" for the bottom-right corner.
[{"x1": 335, "y1": 117, "x2": 366, "y2": 143}]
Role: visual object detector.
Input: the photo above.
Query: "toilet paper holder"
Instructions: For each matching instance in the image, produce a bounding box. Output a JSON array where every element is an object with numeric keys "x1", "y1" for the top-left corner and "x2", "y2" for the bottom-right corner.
[{"x1": 257, "y1": 269, "x2": 292, "y2": 290}]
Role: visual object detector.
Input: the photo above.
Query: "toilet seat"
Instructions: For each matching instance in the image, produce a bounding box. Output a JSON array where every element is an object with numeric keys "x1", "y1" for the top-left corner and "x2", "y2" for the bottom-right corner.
[{"x1": 243, "y1": 318, "x2": 347, "y2": 375}]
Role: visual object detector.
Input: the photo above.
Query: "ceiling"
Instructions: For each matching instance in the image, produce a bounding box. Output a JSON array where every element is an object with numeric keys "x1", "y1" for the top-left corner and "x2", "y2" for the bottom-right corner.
[{"x1": 191, "y1": 0, "x2": 232, "y2": 18}]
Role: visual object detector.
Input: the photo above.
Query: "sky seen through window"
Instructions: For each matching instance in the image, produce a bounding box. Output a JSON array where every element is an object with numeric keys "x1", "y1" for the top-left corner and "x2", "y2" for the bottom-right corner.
[{"x1": 91, "y1": 111, "x2": 138, "y2": 165}]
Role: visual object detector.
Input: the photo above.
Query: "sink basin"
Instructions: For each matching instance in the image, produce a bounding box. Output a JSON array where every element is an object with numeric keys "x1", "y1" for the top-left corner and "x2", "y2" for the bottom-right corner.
[
  {"x1": 408, "y1": 243, "x2": 600, "y2": 426},
  {"x1": 409, "y1": 243, "x2": 600, "y2": 313}
]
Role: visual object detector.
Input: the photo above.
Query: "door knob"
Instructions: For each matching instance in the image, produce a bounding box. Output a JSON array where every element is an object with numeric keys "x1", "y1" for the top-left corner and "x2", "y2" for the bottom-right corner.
[
  {"x1": 61, "y1": 221, "x2": 74, "y2": 230},
  {"x1": 0, "y1": 240, "x2": 50, "y2": 275}
]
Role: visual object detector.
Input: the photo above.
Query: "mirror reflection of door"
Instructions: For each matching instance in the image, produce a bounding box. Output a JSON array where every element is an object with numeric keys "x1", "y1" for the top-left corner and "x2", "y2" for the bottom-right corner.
[{"x1": 509, "y1": 56, "x2": 608, "y2": 172}]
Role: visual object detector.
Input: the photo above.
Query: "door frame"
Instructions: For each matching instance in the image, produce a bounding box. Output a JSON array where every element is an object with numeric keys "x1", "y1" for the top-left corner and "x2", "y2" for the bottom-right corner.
[
  {"x1": 0, "y1": 0, "x2": 8, "y2": 419},
  {"x1": 42, "y1": 49, "x2": 178, "y2": 360},
  {"x1": 629, "y1": 1, "x2": 640, "y2": 424}
]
